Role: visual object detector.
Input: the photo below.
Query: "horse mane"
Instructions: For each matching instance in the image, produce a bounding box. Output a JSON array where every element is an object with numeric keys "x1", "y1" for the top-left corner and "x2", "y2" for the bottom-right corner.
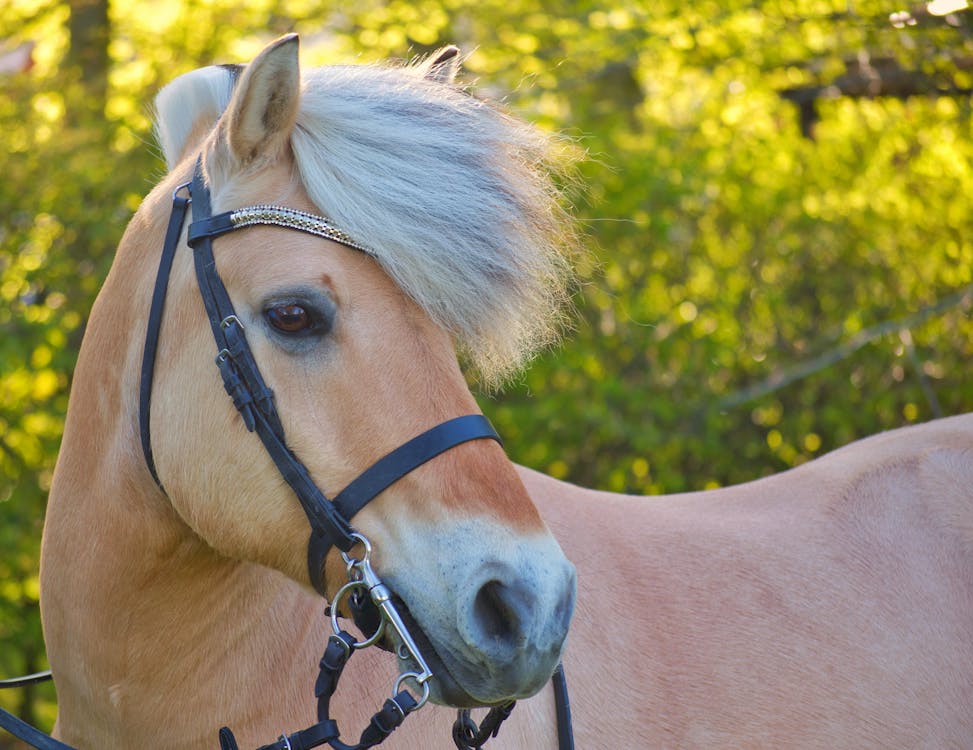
[
  {"x1": 154, "y1": 51, "x2": 580, "y2": 388},
  {"x1": 154, "y1": 64, "x2": 237, "y2": 173}
]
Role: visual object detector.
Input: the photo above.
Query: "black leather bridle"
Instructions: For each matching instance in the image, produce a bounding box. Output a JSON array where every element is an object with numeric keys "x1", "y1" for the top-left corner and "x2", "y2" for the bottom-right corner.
[
  {"x1": 138, "y1": 157, "x2": 501, "y2": 596},
  {"x1": 139, "y1": 157, "x2": 539, "y2": 750}
]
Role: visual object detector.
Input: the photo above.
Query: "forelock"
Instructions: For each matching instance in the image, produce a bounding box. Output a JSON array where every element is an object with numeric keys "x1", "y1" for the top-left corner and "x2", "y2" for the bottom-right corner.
[{"x1": 291, "y1": 60, "x2": 580, "y2": 387}]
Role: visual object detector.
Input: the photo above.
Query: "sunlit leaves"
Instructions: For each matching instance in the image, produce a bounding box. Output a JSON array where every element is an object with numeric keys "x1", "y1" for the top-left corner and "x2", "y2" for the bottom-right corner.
[{"x1": 466, "y1": 0, "x2": 973, "y2": 496}]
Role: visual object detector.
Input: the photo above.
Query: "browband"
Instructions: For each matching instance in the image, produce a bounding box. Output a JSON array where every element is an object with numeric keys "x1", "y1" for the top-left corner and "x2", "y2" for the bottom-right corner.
[{"x1": 188, "y1": 204, "x2": 375, "y2": 256}]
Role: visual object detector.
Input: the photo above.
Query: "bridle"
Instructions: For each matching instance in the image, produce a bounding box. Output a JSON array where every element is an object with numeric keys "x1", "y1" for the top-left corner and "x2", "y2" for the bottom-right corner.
[
  {"x1": 140, "y1": 157, "x2": 501, "y2": 600},
  {"x1": 0, "y1": 156, "x2": 573, "y2": 750},
  {"x1": 139, "y1": 156, "x2": 574, "y2": 749},
  {"x1": 144, "y1": 155, "x2": 506, "y2": 746}
]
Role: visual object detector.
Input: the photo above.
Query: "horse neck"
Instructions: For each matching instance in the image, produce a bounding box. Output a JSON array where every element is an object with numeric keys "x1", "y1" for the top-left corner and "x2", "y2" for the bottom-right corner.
[{"x1": 43, "y1": 489, "x2": 328, "y2": 747}]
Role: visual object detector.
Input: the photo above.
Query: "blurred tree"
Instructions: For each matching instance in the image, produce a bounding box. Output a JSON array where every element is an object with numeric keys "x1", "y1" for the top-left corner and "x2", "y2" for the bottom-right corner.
[
  {"x1": 1, "y1": 0, "x2": 972, "y2": 731},
  {"x1": 66, "y1": 0, "x2": 109, "y2": 121}
]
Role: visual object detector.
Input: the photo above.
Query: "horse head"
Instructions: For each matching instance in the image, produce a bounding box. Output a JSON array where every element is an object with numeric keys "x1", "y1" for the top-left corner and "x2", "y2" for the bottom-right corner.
[{"x1": 126, "y1": 34, "x2": 576, "y2": 709}]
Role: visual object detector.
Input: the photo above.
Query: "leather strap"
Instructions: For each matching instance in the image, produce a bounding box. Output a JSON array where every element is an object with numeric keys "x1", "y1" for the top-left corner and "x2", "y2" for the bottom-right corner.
[
  {"x1": 187, "y1": 212, "x2": 237, "y2": 243},
  {"x1": 0, "y1": 671, "x2": 52, "y2": 689},
  {"x1": 0, "y1": 707, "x2": 77, "y2": 750},
  {"x1": 307, "y1": 415, "x2": 500, "y2": 595},
  {"x1": 186, "y1": 165, "x2": 357, "y2": 564},
  {"x1": 332, "y1": 416, "x2": 501, "y2": 523},
  {"x1": 311, "y1": 633, "x2": 419, "y2": 750},
  {"x1": 138, "y1": 183, "x2": 191, "y2": 490},
  {"x1": 552, "y1": 663, "x2": 574, "y2": 750}
]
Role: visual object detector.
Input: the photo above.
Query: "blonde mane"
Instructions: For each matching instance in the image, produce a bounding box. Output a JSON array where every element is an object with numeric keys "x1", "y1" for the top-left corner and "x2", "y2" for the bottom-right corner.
[{"x1": 155, "y1": 51, "x2": 580, "y2": 387}]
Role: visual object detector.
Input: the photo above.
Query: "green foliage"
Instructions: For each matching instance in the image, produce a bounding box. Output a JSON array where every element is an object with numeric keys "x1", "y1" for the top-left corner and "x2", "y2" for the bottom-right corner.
[
  {"x1": 1, "y1": 0, "x2": 972, "y2": 729},
  {"x1": 472, "y1": 1, "x2": 973, "y2": 493}
]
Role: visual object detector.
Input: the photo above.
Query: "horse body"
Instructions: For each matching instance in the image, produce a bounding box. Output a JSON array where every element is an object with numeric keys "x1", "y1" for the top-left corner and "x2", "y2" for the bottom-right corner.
[{"x1": 518, "y1": 413, "x2": 973, "y2": 747}]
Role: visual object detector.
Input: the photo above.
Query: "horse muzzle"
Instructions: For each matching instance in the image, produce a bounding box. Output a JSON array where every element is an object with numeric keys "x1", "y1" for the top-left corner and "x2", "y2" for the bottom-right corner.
[{"x1": 384, "y1": 528, "x2": 577, "y2": 708}]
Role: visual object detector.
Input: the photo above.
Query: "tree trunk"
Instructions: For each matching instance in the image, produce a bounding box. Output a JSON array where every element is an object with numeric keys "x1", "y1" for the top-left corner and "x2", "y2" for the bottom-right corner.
[{"x1": 66, "y1": 0, "x2": 110, "y2": 120}]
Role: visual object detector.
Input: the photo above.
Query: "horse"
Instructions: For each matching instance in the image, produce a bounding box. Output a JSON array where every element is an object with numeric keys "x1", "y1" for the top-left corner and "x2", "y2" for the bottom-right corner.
[
  {"x1": 114, "y1": 42, "x2": 973, "y2": 750},
  {"x1": 38, "y1": 34, "x2": 579, "y2": 750},
  {"x1": 36, "y1": 32, "x2": 973, "y2": 750}
]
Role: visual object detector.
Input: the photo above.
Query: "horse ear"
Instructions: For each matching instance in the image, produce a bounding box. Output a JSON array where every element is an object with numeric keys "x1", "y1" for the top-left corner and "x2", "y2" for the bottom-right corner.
[
  {"x1": 420, "y1": 45, "x2": 461, "y2": 84},
  {"x1": 222, "y1": 33, "x2": 300, "y2": 166}
]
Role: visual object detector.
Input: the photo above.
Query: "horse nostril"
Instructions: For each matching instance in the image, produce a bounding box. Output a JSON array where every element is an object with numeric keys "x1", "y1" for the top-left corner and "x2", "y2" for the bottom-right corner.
[
  {"x1": 454, "y1": 559, "x2": 574, "y2": 701},
  {"x1": 472, "y1": 579, "x2": 527, "y2": 650}
]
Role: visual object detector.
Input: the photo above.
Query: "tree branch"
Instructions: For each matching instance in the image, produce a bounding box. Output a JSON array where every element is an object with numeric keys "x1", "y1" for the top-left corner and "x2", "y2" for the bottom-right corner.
[{"x1": 711, "y1": 284, "x2": 973, "y2": 412}]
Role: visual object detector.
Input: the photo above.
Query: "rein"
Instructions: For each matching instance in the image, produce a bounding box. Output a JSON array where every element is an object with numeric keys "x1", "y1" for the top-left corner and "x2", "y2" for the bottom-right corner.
[
  {"x1": 1, "y1": 665, "x2": 574, "y2": 750},
  {"x1": 1, "y1": 156, "x2": 574, "y2": 750}
]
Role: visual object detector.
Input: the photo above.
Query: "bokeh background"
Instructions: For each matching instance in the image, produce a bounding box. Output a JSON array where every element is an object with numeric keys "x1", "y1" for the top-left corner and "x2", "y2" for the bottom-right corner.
[{"x1": 2, "y1": 0, "x2": 972, "y2": 733}]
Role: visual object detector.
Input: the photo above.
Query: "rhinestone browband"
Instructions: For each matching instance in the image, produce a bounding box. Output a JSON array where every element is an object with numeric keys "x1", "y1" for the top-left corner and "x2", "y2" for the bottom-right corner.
[{"x1": 229, "y1": 205, "x2": 375, "y2": 256}]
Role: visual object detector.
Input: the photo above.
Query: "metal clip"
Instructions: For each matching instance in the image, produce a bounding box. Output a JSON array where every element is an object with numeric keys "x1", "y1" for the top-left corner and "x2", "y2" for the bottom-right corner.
[
  {"x1": 331, "y1": 532, "x2": 434, "y2": 709},
  {"x1": 394, "y1": 671, "x2": 432, "y2": 709},
  {"x1": 172, "y1": 180, "x2": 192, "y2": 203}
]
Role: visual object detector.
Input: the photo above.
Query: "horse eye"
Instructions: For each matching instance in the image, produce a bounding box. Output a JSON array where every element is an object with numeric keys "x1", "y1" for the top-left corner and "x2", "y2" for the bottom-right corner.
[{"x1": 265, "y1": 303, "x2": 313, "y2": 334}]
